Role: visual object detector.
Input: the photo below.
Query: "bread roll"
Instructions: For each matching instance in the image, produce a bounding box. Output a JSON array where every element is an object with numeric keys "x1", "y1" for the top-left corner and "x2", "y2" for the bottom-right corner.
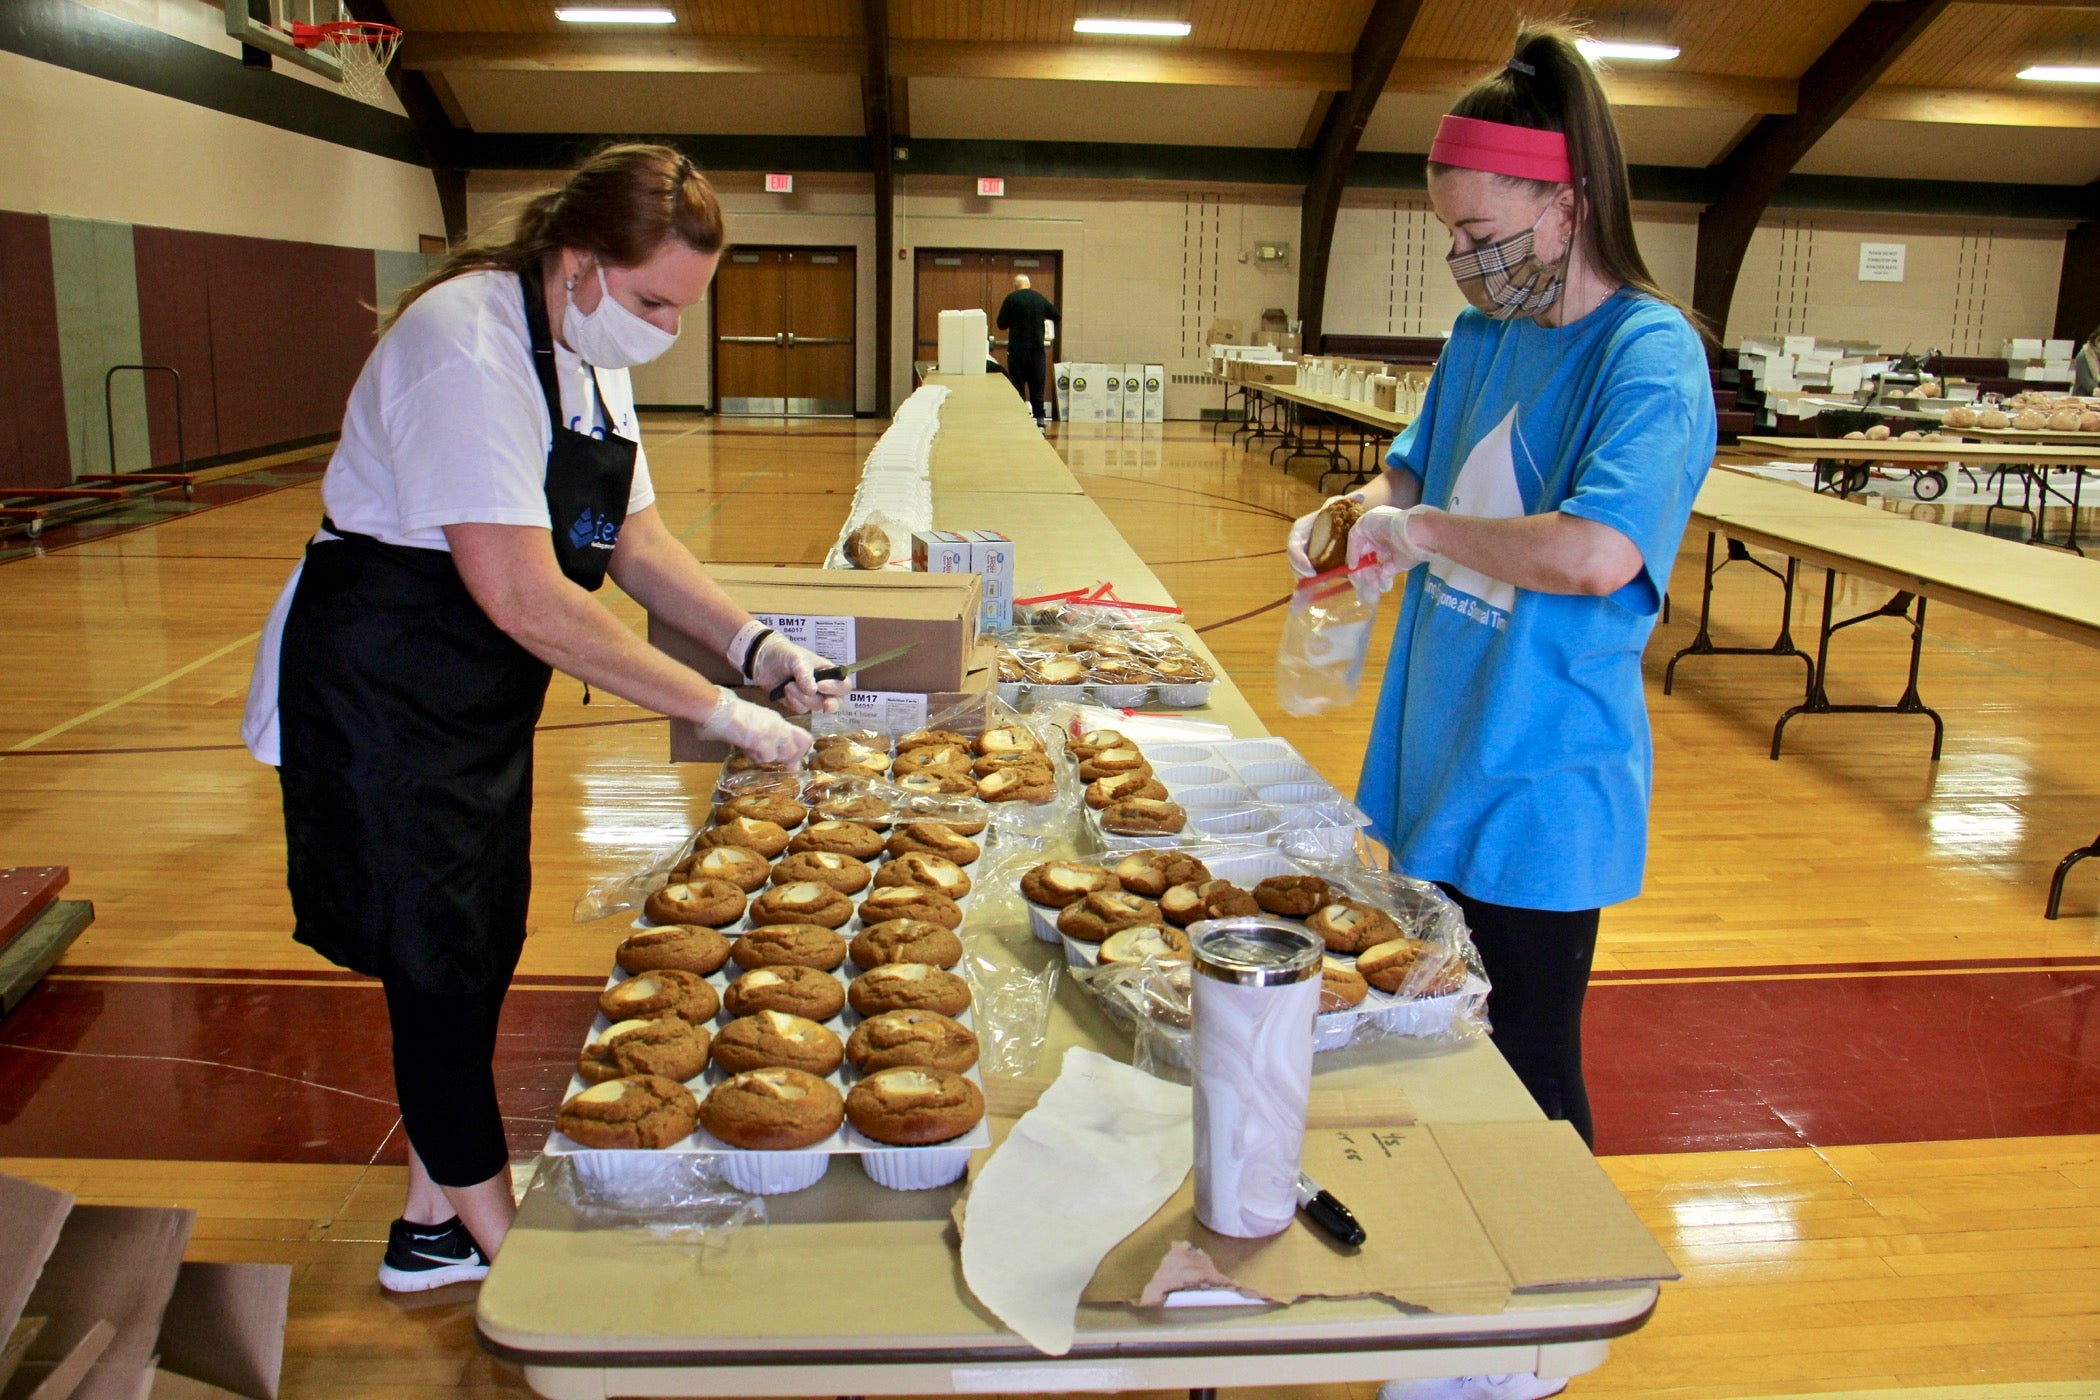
[
  {"x1": 2051, "y1": 409, "x2": 2085, "y2": 432},
  {"x1": 1944, "y1": 406, "x2": 1978, "y2": 429},
  {"x1": 2080, "y1": 412, "x2": 2100, "y2": 434},
  {"x1": 1864, "y1": 424, "x2": 1891, "y2": 441},
  {"x1": 1843, "y1": 430, "x2": 1866, "y2": 440},
  {"x1": 2014, "y1": 409, "x2": 2049, "y2": 431},
  {"x1": 1899, "y1": 430, "x2": 1922, "y2": 441},
  {"x1": 845, "y1": 522, "x2": 890, "y2": 570},
  {"x1": 1979, "y1": 409, "x2": 2011, "y2": 430}
]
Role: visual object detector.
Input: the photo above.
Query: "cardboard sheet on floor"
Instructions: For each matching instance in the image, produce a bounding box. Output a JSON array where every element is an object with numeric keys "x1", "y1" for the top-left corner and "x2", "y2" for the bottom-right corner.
[
  {"x1": 1079, "y1": 1120, "x2": 1677, "y2": 1316},
  {"x1": 11, "y1": 1205, "x2": 192, "y2": 1400},
  {"x1": 0, "y1": 1176, "x2": 75, "y2": 1340},
  {"x1": 150, "y1": 1263, "x2": 290, "y2": 1400}
]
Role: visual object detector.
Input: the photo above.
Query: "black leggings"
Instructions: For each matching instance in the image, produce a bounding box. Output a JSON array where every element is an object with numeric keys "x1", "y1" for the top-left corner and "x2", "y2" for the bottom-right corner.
[
  {"x1": 383, "y1": 977, "x2": 513, "y2": 1188},
  {"x1": 1007, "y1": 346, "x2": 1048, "y2": 420},
  {"x1": 1438, "y1": 885, "x2": 1600, "y2": 1147}
]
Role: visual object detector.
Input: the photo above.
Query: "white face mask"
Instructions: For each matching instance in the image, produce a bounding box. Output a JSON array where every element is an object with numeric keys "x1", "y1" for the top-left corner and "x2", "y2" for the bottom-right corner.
[{"x1": 561, "y1": 263, "x2": 676, "y2": 368}]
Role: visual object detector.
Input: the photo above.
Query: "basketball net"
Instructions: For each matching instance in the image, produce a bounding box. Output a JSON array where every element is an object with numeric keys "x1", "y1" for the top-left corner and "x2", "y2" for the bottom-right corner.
[{"x1": 292, "y1": 20, "x2": 403, "y2": 106}]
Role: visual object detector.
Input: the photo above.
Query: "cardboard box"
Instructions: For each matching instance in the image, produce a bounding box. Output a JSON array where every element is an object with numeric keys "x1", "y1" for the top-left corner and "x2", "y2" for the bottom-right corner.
[
  {"x1": 1054, "y1": 362, "x2": 1072, "y2": 421},
  {"x1": 648, "y1": 567, "x2": 981, "y2": 695},
  {"x1": 1254, "y1": 330, "x2": 1302, "y2": 355},
  {"x1": 1206, "y1": 317, "x2": 1245, "y2": 345},
  {"x1": 1120, "y1": 366, "x2": 1144, "y2": 422},
  {"x1": 937, "y1": 308, "x2": 988, "y2": 375},
  {"x1": 910, "y1": 529, "x2": 973, "y2": 575},
  {"x1": 1238, "y1": 361, "x2": 1298, "y2": 387},
  {"x1": 1068, "y1": 364, "x2": 1107, "y2": 422},
  {"x1": 1102, "y1": 364, "x2": 1126, "y2": 422},
  {"x1": 670, "y1": 644, "x2": 998, "y2": 761},
  {"x1": 1142, "y1": 365, "x2": 1165, "y2": 423},
  {"x1": 963, "y1": 530, "x2": 1015, "y2": 632}
]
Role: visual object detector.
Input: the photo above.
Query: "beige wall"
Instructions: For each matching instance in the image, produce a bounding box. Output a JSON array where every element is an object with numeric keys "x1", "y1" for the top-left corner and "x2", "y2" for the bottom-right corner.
[
  {"x1": 1725, "y1": 214, "x2": 2068, "y2": 354},
  {"x1": 0, "y1": 49, "x2": 440, "y2": 249}
]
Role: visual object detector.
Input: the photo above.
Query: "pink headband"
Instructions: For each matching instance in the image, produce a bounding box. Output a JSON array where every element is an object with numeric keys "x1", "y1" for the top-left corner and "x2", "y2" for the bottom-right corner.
[{"x1": 1428, "y1": 115, "x2": 1573, "y2": 185}]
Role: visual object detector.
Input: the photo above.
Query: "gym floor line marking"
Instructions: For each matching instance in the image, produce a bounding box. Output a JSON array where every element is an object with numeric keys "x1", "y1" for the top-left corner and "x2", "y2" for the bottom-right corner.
[
  {"x1": 676, "y1": 464, "x2": 773, "y2": 543},
  {"x1": 3, "y1": 630, "x2": 263, "y2": 753}
]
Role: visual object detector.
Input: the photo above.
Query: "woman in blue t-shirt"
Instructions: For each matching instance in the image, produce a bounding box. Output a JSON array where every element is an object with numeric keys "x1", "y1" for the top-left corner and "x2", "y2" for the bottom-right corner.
[{"x1": 1288, "y1": 27, "x2": 1713, "y2": 1159}]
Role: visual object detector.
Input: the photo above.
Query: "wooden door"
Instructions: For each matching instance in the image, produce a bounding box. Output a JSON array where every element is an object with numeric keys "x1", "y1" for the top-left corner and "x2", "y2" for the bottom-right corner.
[
  {"x1": 713, "y1": 247, "x2": 855, "y2": 415},
  {"x1": 913, "y1": 249, "x2": 1062, "y2": 375}
]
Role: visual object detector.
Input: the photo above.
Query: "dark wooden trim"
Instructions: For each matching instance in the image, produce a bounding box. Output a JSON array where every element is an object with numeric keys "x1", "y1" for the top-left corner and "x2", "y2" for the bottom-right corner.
[
  {"x1": 465, "y1": 133, "x2": 873, "y2": 171},
  {"x1": 1297, "y1": 0, "x2": 1425, "y2": 352},
  {"x1": 2055, "y1": 215, "x2": 2100, "y2": 344},
  {"x1": 863, "y1": 0, "x2": 894, "y2": 415},
  {"x1": 0, "y1": 0, "x2": 422, "y2": 165},
  {"x1": 1691, "y1": 0, "x2": 1954, "y2": 337}
]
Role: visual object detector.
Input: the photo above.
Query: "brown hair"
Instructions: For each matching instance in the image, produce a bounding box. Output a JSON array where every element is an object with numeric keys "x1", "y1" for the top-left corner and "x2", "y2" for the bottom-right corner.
[
  {"x1": 381, "y1": 142, "x2": 727, "y2": 332},
  {"x1": 1428, "y1": 23, "x2": 1711, "y2": 343}
]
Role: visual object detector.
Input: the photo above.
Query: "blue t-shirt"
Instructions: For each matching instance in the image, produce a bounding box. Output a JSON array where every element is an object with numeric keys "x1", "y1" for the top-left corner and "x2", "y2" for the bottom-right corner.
[{"x1": 1357, "y1": 291, "x2": 1713, "y2": 911}]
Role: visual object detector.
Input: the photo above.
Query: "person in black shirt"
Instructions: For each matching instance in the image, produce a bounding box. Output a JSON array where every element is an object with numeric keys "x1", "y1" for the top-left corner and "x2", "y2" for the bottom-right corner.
[{"x1": 996, "y1": 274, "x2": 1057, "y2": 427}]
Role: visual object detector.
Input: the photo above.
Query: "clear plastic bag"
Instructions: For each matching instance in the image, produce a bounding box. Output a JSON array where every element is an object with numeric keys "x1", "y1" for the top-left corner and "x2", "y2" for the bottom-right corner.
[
  {"x1": 534, "y1": 1153, "x2": 766, "y2": 1243},
  {"x1": 1276, "y1": 568, "x2": 1381, "y2": 717},
  {"x1": 961, "y1": 934, "x2": 1061, "y2": 1077}
]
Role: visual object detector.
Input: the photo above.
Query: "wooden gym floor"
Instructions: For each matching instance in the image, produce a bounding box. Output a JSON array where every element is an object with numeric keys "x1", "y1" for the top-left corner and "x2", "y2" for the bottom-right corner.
[{"x1": 0, "y1": 414, "x2": 2096, "y2": 1396}]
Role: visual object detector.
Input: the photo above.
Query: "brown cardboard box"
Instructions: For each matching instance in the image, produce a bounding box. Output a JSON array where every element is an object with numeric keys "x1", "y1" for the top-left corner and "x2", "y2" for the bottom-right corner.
[
  {"x1": 648, "y1": 567, "x2": 981, "y2": 695},
  {"x1": 669, "y1": 642, "x2": 998, "y2": 762},
  {"x1": 1236, "y1": 361, "x2": 1299, "y2": 387},
  {"x1": 1254, "y1": 330, "x2": 1302, "y2": 355},
  {"x1": 1205, "y1": 317, "x2": 1246, "y2": 346},
  {"x1": 1373, "y1": 377, "x2": 1399, "y2": 413}
]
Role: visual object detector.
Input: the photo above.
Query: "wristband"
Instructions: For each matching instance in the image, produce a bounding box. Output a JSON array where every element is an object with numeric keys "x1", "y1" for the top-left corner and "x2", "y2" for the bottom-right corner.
[{"x1": 728, "y1": 622, "x2": 774, "y2": 683}]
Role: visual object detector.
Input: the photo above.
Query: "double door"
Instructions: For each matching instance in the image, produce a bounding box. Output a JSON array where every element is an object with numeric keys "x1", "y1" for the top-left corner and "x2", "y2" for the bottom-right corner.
[
  {"x1": 714, "y1": 247, "x2": 855, "y2": 415},
  {"x1": 913, "y1": 250, "x2": 1062, "y2": 375}
]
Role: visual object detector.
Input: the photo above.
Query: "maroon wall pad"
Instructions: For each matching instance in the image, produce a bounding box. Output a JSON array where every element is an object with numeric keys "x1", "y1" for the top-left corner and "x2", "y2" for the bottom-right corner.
[
  {"x1": 204, "y1": 234, "x2": 373, "y2": 457},
  {"x1": 134, "y1": 226, "x2": 222, "y2": 466},
  {"x1": 0, "y1": 214, "x2": 74, "y2": 489},
  {"x1": 136, "y1": 227, "x2": 375, "y2": 464}
]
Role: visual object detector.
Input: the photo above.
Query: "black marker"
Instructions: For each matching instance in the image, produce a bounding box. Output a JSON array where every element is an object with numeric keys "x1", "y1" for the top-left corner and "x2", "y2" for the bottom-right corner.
[{"x1": 1296, "y1": 1171, "x2": 1366, "y2": 1248}]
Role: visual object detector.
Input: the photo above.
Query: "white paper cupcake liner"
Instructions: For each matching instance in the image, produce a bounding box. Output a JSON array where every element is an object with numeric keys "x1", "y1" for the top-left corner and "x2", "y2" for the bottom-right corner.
[
  {"x1": 860, "y1": 1144, "x2": 973, "y2": 1190},
  {"x1": 1154, "y1": 683, "x2": 1212, "y2": 708},
  {"x1": 715, "y1": 1150, "x2": 831, "y2": 1195},
  {"x1": 1191, "y1": 808, "x2": 1283, "y2": 839},
  {"x1": 997, "y1": 681, "x2": 1025, "y2": 706},
  {"x1": 1030, "y1": 683, "x2": 1086, "y2": 707},
  {"x1": 567, "y1": 1150, "x2": 701, "y2": 1199},
  {"x1": 1235, "y1": 760, "x2": 1320, "y2": 787},
  {"x1": 1176, "y1": 784, "x2": 1261, "y2": 810},
  {"x1": 1147, "y1": 744, "x2": 1218, "y2": 763},
  {"x1": 1154, "y1": 763, "x2": 1232, "y2": 788},
  {"x1": 1091, "y1": 684, "x2": 1149, "y2": 709},
  {"x1": 1256, "y1": 780, "x2": 1343, "y2": 806},
  {"x1": 1214, "y1": 738, "x2": 1293, "y2": 764},
  {"x1": 1025, "y1": 898, "x2": 1064, "y2": 943}
]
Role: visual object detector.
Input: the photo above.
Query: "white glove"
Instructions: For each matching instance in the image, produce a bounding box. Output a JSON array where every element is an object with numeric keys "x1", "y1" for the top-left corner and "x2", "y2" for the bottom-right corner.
[
  {"x1": 698, "y1": 691, "x2": 811, "y2": 766},
  {"x1": 1285, "y1": 493, "x2": 1363, "y2": 578},
  {"x1": 1346, "y1": 505, "x2": 1443, "y2": 600},
  {"x1": 749, "y1": 633, "x2": 847, "y2": 714}
]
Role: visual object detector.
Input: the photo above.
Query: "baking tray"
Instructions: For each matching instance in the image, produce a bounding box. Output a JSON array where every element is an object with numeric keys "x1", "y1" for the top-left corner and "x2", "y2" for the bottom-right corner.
[{"x1": 1077, "y1": 737, "x2": 1368, "y2": 854}]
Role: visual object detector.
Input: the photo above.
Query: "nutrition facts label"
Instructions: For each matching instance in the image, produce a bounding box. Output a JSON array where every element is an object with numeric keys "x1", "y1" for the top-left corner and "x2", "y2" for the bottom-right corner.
[
  {"x1": 754, "y1": 613, "x2": 856, "y2": 665},
  {"x1": 842, "y1": 690, "x2": 928, "y2": 731}
]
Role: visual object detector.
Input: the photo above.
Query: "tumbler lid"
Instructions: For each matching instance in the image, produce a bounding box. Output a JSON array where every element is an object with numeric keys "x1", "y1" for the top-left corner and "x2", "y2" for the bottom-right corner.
[{"x1": 1189, "y1": 918, "x2": 1323, "y2": 985}]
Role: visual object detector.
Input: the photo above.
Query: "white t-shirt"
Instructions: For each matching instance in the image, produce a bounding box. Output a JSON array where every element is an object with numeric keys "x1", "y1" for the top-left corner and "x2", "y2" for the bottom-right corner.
[
  {"x1": 322, "y1": 267, "x2": 655, "y2": 547},
  {"x1": 243, "y1": 268, "x2": 657, "y2": 763}
]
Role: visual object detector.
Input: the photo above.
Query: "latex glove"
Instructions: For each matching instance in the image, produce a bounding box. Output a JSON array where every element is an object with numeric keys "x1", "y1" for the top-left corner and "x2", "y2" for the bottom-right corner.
[
  {"x1": 698, "y1": 691, "x2": 811, "y2": 766},
  {"x1": 750, "y1": 633, "x2": 848, "y2": 714},
  {"x1": 1346, "y1": 505, "x2": 1442, "y2": 601},
  {"x1": 1285, "y1": 493, "x2": 1364, "y2": 578}
]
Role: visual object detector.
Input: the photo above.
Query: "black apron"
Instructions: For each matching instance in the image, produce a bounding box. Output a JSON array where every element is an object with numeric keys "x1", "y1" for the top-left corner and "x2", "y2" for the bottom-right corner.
[{"x1": 276, "y1": 269, "x2": 637, "y2": 996}]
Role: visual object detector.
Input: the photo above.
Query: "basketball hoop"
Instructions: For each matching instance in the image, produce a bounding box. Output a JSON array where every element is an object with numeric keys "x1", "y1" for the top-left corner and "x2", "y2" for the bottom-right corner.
[{"x1": 292, "y1": 19, "x2": 403, "y2": 105}]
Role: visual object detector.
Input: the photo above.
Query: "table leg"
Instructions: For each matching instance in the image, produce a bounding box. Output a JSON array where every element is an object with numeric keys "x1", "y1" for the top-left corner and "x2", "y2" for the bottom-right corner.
[
  {"x1": 1663, "y1": 533, "x2": 1814, "y2": 696},
  {"x1": 1190, "y1": 1390, "x2": 1218, "y2": 1400},
  {"x1": 2047, "y1": 834, "x2": 2100, "y2": 919},
  {"x1": 1772, "y1": 570, "x2": 1945, "y2": 761}
]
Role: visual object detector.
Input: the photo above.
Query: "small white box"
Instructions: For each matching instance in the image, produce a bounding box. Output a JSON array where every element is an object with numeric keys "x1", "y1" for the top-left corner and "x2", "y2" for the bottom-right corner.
[
  {"x1": 2047, "y1": 339, "x2": 2075, "y2": 360},
  {"x1": 2006, "y1": 338, "x2": 2045, "y2": 360},
  {"x1": 1121, "y1": 365, "x2": 1144, "y2": 422},
  {"x1": 911, "y1": 530, "x2": 973, "y2": 573},
  {"x1": 1068, "y1": 364, "x2": 1104, "y2": 422},
  {"x1": 965, "y1": 530, "x2": 1014, "y2": 631},
  {"x1": 1102, "y1": 364, "x2": 1126, "y2": 422},
  {"x1": 938, "y1": 309, "x2": 989, "y2": 374},
  {"x1": 1143, "y1": 364, "x2": 1165, "y2": 423},
  {"x1": 1783, "y1": 335, "x2": 1816, "y2": 357},
  {"x1": 1055, "y1": 362, "x2": 1072, "y2": 422}
]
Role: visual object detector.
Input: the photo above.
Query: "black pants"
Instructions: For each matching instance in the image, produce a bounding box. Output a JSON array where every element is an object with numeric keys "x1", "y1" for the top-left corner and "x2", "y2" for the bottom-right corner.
[
  {"x1": 1439, "y1": 884, "x2": 1600, "y2": 1147},
  {"x1": 1007, "y1": 346, "x2": 1048, "y2": 420},
  {"x1": 383, "y1": 976, "x2": 514, "y2": 1188}
]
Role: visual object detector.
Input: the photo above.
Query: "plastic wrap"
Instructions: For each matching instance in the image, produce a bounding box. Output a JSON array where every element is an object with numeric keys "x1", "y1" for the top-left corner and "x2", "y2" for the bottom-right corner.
[
  {"x1": 960, "y1": 934, "x2": 1061, "y2": 1077},
  {"x1": 535, "y1": 1153, "x2": 766, "y2": 1242},
  {"x1": 1276, "y1": 567, "x2": 1381, "y2": 717}
]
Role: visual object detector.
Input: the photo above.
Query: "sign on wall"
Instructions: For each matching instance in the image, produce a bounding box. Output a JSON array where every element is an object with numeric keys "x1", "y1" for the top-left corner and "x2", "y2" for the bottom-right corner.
[
  {"x1": 977, "y1": 177, "x2": 1006, "y2": 197},
  {"x1": 765, "y1": 173, "x2": 794, "y2": 194},
  {"x1": 1858, "y1": 243, "x2": 1906, "y2": 283}
]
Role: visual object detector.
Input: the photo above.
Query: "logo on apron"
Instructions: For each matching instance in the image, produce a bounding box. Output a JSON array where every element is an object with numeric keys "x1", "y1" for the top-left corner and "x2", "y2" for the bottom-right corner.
[{"x1": 568, "y1": 507, "x2": 621, "y2": 552}]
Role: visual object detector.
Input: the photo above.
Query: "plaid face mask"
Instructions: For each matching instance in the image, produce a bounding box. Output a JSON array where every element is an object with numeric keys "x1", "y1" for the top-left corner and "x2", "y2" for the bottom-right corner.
[{"x1": 1445, "y1": 211, "x2": 1567, "y2": 320}]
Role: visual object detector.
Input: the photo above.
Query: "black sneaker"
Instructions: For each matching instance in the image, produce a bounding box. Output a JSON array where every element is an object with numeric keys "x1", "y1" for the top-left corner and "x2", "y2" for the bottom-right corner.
[{"x1": 377, "y1": 1217, "x2": 490, "y2": 1293}]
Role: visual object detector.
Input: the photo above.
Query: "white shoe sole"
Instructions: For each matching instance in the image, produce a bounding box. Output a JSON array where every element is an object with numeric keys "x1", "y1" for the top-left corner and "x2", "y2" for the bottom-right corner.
[{"x1": 377, "y1": 1259, "x2": 489, "y2": 1293}]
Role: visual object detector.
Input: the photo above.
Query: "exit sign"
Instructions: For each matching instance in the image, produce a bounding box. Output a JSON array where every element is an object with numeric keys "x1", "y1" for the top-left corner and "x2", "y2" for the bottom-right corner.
[
  {"x1": 977, "y1": 177, "x2": 1005, "y2": 197},
  {"x1": 765, "y1": 172, "x2": 794, "y2": 194}
]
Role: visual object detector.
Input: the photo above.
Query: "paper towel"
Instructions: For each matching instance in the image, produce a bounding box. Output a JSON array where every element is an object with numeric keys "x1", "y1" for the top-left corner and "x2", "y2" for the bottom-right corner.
[{"x1": 958, "y1": 1047, "x2": 1192, "y2": 1355}]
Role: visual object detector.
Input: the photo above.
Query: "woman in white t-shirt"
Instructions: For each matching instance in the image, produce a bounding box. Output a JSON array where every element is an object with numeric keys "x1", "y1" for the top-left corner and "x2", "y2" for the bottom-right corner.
[{"x1": 242, "y1": 145, "x2": 841, "y2": 1292}]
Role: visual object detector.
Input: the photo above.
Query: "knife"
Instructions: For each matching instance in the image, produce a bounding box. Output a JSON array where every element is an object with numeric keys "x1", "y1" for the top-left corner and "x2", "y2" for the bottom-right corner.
[
  {"x1": 1297, "y1": 1171, "x2": 1366, "y2": 1248},
  {"x1": 767, "y1": 641, "x2": 921, "y2": 702}
]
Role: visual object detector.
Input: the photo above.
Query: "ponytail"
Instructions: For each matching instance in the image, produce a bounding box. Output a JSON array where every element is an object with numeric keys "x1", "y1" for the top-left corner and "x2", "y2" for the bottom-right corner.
[
  {"x1": 1431, "y1": 24, "x2": 1712, "y2": 344},
  {"x1": 380, "y1": 142, "x2": 727, "y2": 333}
]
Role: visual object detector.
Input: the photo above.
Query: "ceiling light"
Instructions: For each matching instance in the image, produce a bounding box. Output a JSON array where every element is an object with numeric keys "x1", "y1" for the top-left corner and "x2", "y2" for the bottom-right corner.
[
  {"x1": 2020, "y1": 64, "x2": 2100, "y2": 82},
  {"x1": 555, "y1": 7, "x2": 676, "y2": 22},
  {"x1": 1576, "y1": 38, "x2": 1679, "y2": 62},
  {"x1": 1073, "y1": 18, "x2": 1192, "y2": 37}
]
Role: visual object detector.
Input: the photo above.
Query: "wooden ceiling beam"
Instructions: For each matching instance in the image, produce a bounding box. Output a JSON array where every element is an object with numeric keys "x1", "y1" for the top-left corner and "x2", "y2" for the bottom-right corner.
[
  {"x1": 1692, "y1": 0, "x2": 1956, "y2": 339},
  {"x1": 1300, "y1": 0, "x2": 1426, "y2": 353},
  {"x1": 399, "y1": 33, "x2": 868, "y2": 74}
]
